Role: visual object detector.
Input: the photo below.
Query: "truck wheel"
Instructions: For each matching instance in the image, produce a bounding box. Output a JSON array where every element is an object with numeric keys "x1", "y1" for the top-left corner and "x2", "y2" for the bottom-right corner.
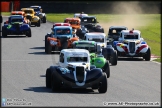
[
  {"x1": 46, "y1": 41, "x2": 52, "y2": 54},
  {"x1": 110, "y1": 50, "x2": 117, "y2": 65},
  {"x1": 2, "y1": 27, "x2": 7, "y2": 37},
  {"x1": 102, "y1": 61, "x2": 110, "y2": 78},
  {"x1": 46, "y1": 68, "x2": 51, "y2": 88},
  {"x1": 98, "y1": 73, "x2": 107, "y2": 93},
  {"x1": 28, "y1": 22, "x2": 31, "y2": 27},
  {"x1": 26, "y1": 28, "x2": 31, "y2": 37},
  {"x1": 45, "y1": 35, "x2": 49, "y2": 53},
  {"x1": 51, "y1": 72, "x2": 61, "y2": 92},
  {"x1": 43, "y1": 16, "x2": 46, "y2": 23},
  {"x1": 144, "y1": 48, "x2": 151, "y2": 61},
  {"x1": 37, "y1": 19, "x2": 41, "y2": 27}
]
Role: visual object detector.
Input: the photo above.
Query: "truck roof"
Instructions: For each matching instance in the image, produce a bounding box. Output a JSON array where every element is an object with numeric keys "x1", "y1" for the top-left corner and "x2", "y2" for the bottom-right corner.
[
  {"x1": 54, "y1": 26, "x2": 72, "y2": 29},
  {"x1": 121, "y1": 30, "x2": 141, "y2": 34},
  {"x1": 109, "y1": 26, "x2": 128, "y2": 29},
  {"x1": 85, "y1": 32, "x2": 106, "y2": 37},
  {"x1": 21, "y1": 8, "x2": 34, "y2": 11},
  {"x1": 81, "y1": 16, "x2": 96, "y2": 18},
  {"x1": 65, "y1": 18, "x2": 80, "y2": 20},
  {"x1": 74, "y1": 13, "x2": 88, "y2": 17},
  {"x1": 53, "y1": 23, "x2": 70, "y2": 26},
  {"x1": 30, "y1": 6, "x2": 41, "y2": 8},
  {"x1": 61, "y1": 49, "x2": 89, "y2": 54}
]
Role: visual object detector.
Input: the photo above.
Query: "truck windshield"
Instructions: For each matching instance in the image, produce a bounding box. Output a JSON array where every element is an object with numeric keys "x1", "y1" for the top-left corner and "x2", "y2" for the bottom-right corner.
[
  {"x1": 67, "y1": 57, "x2": 88, "y2": 62},
  {"x1": 11, "y1": 18, "x2": 23, "y2": 22},
  {"x1": 31, "y1": 7, "x2": 40, "y2": 11},
  {"x1": 24, "y1": 10, "x2": 33, "y2": 14},
  {"x1": 75, "y1": 44, "x2": 96, "y2": 53},
  {"x1": 109, "y1": 28, "x2": 126, "y2": 35},
  {"x1": 89, "y1": 38, "x2": 104, "y2": 42},
  {"x1": 124, "y1": 35, "x2": 139, "y2": 39},
  {"x1": 65, "y1": 20, "x2": 79, "y2": 25},
  {"x1": 56, "y1": 29, "x2": 71, "y2": 35}
]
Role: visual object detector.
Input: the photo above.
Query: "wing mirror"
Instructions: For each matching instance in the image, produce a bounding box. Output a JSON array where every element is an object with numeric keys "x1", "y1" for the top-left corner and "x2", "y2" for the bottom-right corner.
[{"x1": 51, "y1": 28, "x2": 53, "y2": 30}]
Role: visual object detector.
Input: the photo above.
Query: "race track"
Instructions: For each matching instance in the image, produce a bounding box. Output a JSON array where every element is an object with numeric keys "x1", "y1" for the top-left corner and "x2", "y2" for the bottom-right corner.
[{"x1": 1, "y1": 17, "x2": 161, "y2": 107}]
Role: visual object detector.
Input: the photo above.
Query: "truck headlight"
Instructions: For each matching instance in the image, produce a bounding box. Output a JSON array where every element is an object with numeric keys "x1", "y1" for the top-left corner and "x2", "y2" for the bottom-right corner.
[{"x1": 33, "y1": 17, "x2": 38, "y2": 21}]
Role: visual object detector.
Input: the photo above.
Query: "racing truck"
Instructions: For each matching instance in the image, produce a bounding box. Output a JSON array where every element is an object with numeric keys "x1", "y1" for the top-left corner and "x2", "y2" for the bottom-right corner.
[
  {"x1": 84, "y1": 32, "x2": 118, "y2": 65},
  {"x1": 80, "y1": 16, "x2": 104, "y2": 32},
  {"x1": 76, "y1": 16, "x2": 104, "y2": 39},
  {"x1": 107, "y1": 26, "x2": 128, "y2": 46},
  {"x1": 48, "y1": 23, "x2": 71, "y2": 41},
  {"x1": 52, "y1": 23, "x2": 71, "y2": 28},
  {"x1": 21, "y1": 8, "x2": 41, "y2": 27},
  {"x1": 2, "y1": 15, "x2": 31, "y2": 37},
  {"x1": 8, "y1": 11, "x2": 31, "y2": 26},
  {"x1": 46, "y1": 49, "x2": 107, "y2": 93},
  {"x1": 29, "y1": 5, "x2": 46, "y2": 23},
  {"x1": 113, "y1": 29, "x2": 151, "y2": 61},
  {"x1": 64, "y1": 18, "x2": 81, "y2": 34},
  {"x1": 74, "y1": 12, "x2": 88, "y2": 18},
  {"x1": 45, "y1": 26, "x2": 79, "y2": 54},
  {"x1": 72, "y1": 41, "x2": 110, "y2": 78}
]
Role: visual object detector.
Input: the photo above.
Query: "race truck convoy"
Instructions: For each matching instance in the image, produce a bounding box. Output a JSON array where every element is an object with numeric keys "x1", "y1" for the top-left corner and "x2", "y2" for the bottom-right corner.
[{"x1": 46, "y1": 49, "x2": 108, "y2": 93}]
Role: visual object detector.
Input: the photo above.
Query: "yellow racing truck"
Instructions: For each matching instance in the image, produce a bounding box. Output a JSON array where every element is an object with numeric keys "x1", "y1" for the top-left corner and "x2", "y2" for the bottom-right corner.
[{"x1": 21, "y1": 8, "x2": 41, "y2": 27}]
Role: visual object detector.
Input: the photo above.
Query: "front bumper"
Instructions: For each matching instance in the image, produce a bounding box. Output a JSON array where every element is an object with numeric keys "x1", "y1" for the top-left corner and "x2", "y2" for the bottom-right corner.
[
  {"x1": 6, "y1": 29, "x2": 29, "y2": 35},
  {"x1": 54, "y1": 72, "x2": 103, "y2": 89},
  {"x1": 117, "y1": 52, "x2": 146, "y2": 57}
]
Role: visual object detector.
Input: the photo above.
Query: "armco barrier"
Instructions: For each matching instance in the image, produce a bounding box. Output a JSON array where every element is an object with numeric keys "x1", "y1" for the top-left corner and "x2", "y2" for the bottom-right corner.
[{"x1": 1, "y1": 2, "x2": 10, "y2": 12}]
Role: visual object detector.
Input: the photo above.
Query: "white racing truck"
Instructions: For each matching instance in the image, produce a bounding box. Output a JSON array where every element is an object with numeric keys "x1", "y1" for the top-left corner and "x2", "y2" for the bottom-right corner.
[
  {"x1": 45, "y1": 49, "x2": 108, "y2": 93},
  {"x1": 84, "y1": 32, "x2": 118, "y2": 65},
  {"x1": 74, "y1": 13, "x2": 88, "y2": 18},
  {"x1": 113, "y1": 29, "x2": 151, "y2": 60}
]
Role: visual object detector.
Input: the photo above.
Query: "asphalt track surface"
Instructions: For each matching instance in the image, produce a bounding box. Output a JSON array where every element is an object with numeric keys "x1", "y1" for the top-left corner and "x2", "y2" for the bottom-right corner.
[{"x1": 1, "y1": 17, "x2": 161, "y2": 107}]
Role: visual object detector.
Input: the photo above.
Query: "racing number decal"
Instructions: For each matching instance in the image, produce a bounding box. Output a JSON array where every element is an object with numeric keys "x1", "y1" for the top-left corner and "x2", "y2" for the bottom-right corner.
[
  {"x1": 7, "y1": 25, "x2": 12, "y2": 29},
  {"x1": 60, "y1": 68, "x2": 70, "y2": 74}
]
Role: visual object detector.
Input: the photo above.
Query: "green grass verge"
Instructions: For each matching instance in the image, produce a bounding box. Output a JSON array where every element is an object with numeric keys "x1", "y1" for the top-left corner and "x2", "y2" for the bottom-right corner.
[
  {"x1": 1, "y1": 12, "x2": 10, "y2": 16},
  {"x1": 153, "y1": 58, "x2": 161, "y2": 63}
]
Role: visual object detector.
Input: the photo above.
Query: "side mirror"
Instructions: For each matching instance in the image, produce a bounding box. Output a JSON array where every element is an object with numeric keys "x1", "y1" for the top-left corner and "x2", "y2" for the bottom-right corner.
[{"x1": 51, "y1": 28, "x2": 53, "y2": 30}]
